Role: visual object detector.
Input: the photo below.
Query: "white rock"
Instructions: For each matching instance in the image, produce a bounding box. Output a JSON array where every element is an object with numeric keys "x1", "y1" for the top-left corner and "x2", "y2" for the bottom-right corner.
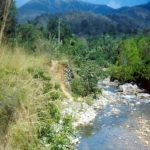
[
  {"x1": 111, "y1": 108, "x2": 120, "y2": 115},
  {"x1": 137, "y1": 93, "x2": 150, "y2": 99},
  {"x1": 119, "y1": 83, "x2": 138, "y2": 94},
  {"x1": 136, "y1": 102, "x2": 141, "y2": 105}
]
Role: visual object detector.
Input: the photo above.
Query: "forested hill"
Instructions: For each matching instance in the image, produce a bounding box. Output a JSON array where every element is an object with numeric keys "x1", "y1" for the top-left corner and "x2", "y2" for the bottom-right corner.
[
  {"x1": 18, "y1": 0, "x2": 150, "y2": 35},
  {"x1": 18, "y1": 0, "x2": 115, "y2": 21},
  {"x1": 109, "y1": 2, "x2": 150, "y2": 28}
]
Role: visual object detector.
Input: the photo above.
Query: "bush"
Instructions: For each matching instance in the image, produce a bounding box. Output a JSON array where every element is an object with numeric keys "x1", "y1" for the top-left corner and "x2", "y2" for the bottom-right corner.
[
  {"x1": 0, "y1": 69, "x2": 26, "y2": 136},
  {"x1": 111, "y1": 36, "x2": 150, "y2": 83},
  {"x1": 37, "y1": 102, "x2": 75, "y2": 150},
  {"x1": 34, "y1": 38, "x2": 59, "y2": 57},
  {"x1": 17, "y1": 23, "x2": 43, "y2": 50},
  {"x1": 28, "y1": 67, "x2": 51, "y2": 81},
  {"x1": 71, "y1": 61, "x2": 105, "y2": 97},
  {"x1": 77, "y1": 61, "x2": 105, "y2": 95},
  {"x1": 71, "y1": 78, "x2": 87, "y2": 97},
  {"x1": 49, "y1": 92, "x2": 61, "y2": 101},
  {"x1": 43, "y1": 83, "x2": 53, "y2": 94},
  {"x1": 48, "y1": 102, "x2": 61, "y2": 122},
  {"x1": 54, "y1": 83, "x2": 61, "y2": 90}
]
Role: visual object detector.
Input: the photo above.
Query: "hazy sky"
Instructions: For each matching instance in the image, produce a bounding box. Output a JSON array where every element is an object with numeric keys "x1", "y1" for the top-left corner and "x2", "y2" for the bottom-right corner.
[{"x1": 16, "y1": 0, "x2": 150, "y2": 8}]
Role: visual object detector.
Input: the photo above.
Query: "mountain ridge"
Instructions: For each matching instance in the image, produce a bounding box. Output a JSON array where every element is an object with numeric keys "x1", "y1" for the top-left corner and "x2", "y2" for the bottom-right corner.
[
  {"x1": 18, "y1": 0, "x2": 115, "y2": 21},
  {"x1": 18, "y1": 0, "x2": 150, "y2": 35}
]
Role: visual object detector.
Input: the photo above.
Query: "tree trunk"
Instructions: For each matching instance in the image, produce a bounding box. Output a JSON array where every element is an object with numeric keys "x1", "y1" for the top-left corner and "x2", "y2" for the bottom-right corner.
[{"x1": 0, "y1": 0, "x2": 12, "y2": 45}]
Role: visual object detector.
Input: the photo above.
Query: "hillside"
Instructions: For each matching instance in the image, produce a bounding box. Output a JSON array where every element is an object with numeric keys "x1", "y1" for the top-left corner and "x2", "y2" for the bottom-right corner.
[
  {"x1": 32, "y1": 12, "x2": 143, "y2": 36},
  {"x1": 34, "y1": 12, "x2": 117, "y2": 36},
  {"x1": 18, "y1": 0, "x2": 115, "y2": 22},
  {"x1": 108, "y1": 3, "x2": 150, "y2": 28},
  {"x1": 18, "y1": 0, "x2": 150, "y2": 35}
]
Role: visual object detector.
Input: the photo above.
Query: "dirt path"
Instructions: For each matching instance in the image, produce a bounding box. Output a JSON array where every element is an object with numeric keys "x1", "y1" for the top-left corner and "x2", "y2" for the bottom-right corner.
[{"x1": 50, "y1": 60, "x2": 73, "y2": 100}]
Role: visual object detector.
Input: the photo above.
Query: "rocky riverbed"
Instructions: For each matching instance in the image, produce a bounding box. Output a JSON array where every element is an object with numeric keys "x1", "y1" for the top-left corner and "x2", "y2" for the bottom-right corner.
[
  {"x1": 61, "y1": 78, "x2": 150, "y2": 149},
  {"x1": 62, "y1": 78, "x2": 150, "y2": 127}
]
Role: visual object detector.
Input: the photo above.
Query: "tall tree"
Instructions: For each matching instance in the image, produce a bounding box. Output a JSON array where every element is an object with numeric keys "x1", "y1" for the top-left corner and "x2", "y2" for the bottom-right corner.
[{"x1": 0, "y1": 0, "x2": 13, "y2": 44}]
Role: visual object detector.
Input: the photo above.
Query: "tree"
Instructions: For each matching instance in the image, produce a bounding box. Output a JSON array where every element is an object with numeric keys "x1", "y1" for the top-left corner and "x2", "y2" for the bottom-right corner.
[
  {"x1": 119, "y1": 38, "x2": 140, "y2": 66},
  {"x1": 5, "y1": 1, "x2": 16, "y2": 39},
  {"x1": 0, "y1": 0, "x2": 13, "y2": 44},
  {"x1": 111, "y1": 36, "x2": 150, "y2": 82},
  {"x1": 47, "y1": 17, "x2": 72, "y2": 43},
  {"x1": 17, "y1": 23, "x2": 43, "y2": 49}
]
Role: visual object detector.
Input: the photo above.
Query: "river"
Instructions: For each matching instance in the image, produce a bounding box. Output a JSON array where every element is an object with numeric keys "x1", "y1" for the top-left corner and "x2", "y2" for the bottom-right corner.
[{"x1": 77, "y1": 79, "x2": 150, "y2": 150}]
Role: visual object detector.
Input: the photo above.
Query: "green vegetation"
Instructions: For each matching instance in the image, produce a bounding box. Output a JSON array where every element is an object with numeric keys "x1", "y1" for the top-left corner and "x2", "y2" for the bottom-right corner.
[
  {"x1": 111, "y1": 35, "x2": 150, "y2": 85},
  {"x1": 0, "y1": 46, "x2": 75, "y2": 149},
  {"x1": 16, "y1": 23, "x2": 43, "y2": 50}
]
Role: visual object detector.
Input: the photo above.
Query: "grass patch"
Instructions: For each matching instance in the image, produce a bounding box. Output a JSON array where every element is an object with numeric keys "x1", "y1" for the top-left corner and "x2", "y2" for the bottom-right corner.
[{"x1": 0, "y1": 46, "x2": 75, "y2": 150}]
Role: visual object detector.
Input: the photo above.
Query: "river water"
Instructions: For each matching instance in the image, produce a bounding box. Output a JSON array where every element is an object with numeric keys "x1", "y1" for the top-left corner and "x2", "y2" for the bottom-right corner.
[{"x1": 77, "y1": 80, "x2": 150, "y2": 150}]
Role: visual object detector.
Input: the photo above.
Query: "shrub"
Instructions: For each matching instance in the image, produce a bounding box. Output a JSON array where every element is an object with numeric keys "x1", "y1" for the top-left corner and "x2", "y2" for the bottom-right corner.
[
  {"x1": 54, "y1": 83, "x2": 60, "y2": 90},
  {"x1": 49, "y1": 92, "x2": 61, "y2": 101},
  {"x1": 76, "y1": 61, "x2": 104, "y2": 96},
  {"x1": 43, "y1": 83, "x2": 53, "y2": 94},
  {"x1": 38, "y1": 107, "x2": 75, "y2": 150},
  {"x1": 17, "y1": 23, "x2": 43, "y2": 50},
  {"x1": 28, "y1": 67, "x2": 51, "y2": 81},
  {"x1": 111, "y1": 36, "x2": 150, "y2": 83},
  {"x1": 48, "y1": 102, "x2": 61, "y2": 122},
  {"x1": 71, "y1": 78, "x2": 87, "y2": 97}
]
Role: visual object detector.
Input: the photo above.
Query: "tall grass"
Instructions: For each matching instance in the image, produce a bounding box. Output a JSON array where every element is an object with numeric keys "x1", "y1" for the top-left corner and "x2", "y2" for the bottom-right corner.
[
  {"x1": 0, "y1": 46, "x2": 48, "y2": 149},
  {"x1": 0, "y1": 46, "x2": 75, "y2": 150}
]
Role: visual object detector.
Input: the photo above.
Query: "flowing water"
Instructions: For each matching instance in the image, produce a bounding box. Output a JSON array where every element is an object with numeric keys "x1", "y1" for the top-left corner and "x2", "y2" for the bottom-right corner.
[{"x1": 77, "y1": 81, "x2": 150, "y2": 150}]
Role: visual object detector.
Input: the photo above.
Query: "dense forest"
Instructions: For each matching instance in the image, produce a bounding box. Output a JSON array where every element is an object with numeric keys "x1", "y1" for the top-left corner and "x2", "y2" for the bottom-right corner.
[{"x1": 0, "y1": 0, "x2": 150, "y2": 150}]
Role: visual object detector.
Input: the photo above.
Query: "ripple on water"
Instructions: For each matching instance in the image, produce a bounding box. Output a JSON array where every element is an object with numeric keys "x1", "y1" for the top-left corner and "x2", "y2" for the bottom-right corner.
[
  {"x1": 77, "y1": 83, "x2": 150, "y2": 150},
  {"x1": 78, "y1": 127, "x2": 149, "y2": 150}
]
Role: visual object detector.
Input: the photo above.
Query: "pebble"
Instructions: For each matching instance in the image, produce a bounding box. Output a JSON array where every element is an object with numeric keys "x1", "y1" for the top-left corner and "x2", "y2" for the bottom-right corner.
[{"x1": 136, "y1": 101, "x2": 141, "y2": 105}]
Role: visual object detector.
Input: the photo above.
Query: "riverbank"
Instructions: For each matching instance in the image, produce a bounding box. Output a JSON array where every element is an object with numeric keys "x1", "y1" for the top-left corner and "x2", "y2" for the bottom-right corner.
[
  {"x1": 61, "y1": 77, "x2": 150, "y2": 149},
  {"x1": 62, "y1": 78, "x2": 150, "y2": 128}
]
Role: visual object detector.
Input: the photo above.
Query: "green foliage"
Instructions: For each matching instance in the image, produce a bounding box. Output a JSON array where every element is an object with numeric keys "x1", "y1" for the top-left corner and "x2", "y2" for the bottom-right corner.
[
  {"x1": 0, "y1": 68, "x2": 26, "y2": 136},
  {"x1": 6, "y1": 1, "x2": 17, "y2": 39},
  {"x1": 0, "y1": 47, "x2": 76, "y2": 149},
  {"x1": 48, "y1": 102, "x2": 61, "y2": 121},
  {"x1": 49, "y1": 91, "x2": 61, "y2": 101},
  {"x1": 10, "y1": 125, "x2": 38, "y2": 150},
  {"x1": 38, "y1": 102, "x2": 75, "y2": 150},
  {"x1": 47, "y1": 17, "x2": 72, "y2": 42},
  {"x1": 43, "y1": 83, "x2": 53, "y2": 94},
  {"x1": 87, "y1": 35, "x2": 119, "y2": 64},
  {"x1": 85, "y1": 96, "x2": 94, "y2": 105},
  {"x1": 33, "y1": 38, "x2": 59, "y2": 56},
  {"x1": 59, "y1": 35, "x2": 115, "y2": 96},
  {"x1": 28, "y1": 67, "x2": 51, "y2": 81},
  {"x1": 137, "y1": 36, "x2": 150, "y2": 64},
  {"x1": 118, "y1": 38, "x2": 141, "y2": 66},
  {"x1": 61, "y1": 35, "x2": 119, "y2": 67},
  {"x1": 0, "y1": 1, "x2": 16, "y2": 41},
  {"x1": 71, "y1": 78, "x2": 87, "y2": 97},
  {"x1": 54, "y1": 83, "x2": 61, "y2": 90},
  {"x1": 111, "y1": 35, "x2": 150, "y2": 83},
  {"x1": 58, "y1": 37, "x2": 87, "y2": 59},
  {"x1": 71, "y1": 61, "x2": 104, "y2": 97},
  {"x1": 38, "y1": 102, "x2": 60, "y2": 122},
  {"x1": 77, "y1": 61, "x2": 104, "y2": 95},
  {"x1": 17, "y1": 23, "x2": 43, "y2": 50}
]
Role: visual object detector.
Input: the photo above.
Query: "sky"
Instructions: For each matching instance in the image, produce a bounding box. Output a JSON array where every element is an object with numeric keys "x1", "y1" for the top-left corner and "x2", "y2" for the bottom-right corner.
[
  {"x1": 16, "y1": 0, "x2": 150, "y2": 8},
  {"x1": 85, "y1": 0, "x2": 150, "y2": 8}
]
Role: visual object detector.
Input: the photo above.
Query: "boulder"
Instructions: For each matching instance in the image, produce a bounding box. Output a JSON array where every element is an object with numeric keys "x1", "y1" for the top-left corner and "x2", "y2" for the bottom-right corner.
[{"x1": 119, "y1": 83, "x2": 138, "y2": 94}]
